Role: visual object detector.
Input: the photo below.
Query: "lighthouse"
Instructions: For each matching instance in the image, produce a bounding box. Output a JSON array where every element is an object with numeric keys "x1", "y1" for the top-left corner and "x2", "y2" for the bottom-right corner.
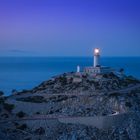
[
  {"x1": 94, "y1": 48, "x2": 100, "y2": 67},
  {"x1": 77, "y1": 65, "x2": 80, "y2": 73},
  {"x1": 84, "y1": 48, "x2": 114, "y2": 75}
]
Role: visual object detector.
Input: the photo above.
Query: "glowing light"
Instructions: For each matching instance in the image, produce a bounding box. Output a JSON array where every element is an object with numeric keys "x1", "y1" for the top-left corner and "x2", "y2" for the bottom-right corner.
[{"x1": 94, "y1": 48, "x2": 100, "y2": 54}]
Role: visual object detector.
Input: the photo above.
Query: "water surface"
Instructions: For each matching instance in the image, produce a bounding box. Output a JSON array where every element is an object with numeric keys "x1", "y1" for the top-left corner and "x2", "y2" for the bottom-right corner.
[{"x1": 0, "y1": 57, "x2": 140, "y2": 95}]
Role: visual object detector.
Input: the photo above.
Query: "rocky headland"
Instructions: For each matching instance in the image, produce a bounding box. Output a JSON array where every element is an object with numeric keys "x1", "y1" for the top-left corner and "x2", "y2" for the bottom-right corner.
[{"x1": 0, "y1": 72, "x2": 140, "y2": 140}]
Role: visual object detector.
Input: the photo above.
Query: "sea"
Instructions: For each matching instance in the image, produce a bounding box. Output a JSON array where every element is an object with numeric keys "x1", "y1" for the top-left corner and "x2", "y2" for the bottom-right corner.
[{"x1": 0, "y1": 57, "x2": 140, "y2": 96}]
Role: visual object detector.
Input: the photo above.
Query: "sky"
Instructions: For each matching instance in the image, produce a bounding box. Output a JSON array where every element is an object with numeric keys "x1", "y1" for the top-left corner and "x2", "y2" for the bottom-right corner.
[{"x1": 0, "y1": 0, "x2": 140, "y2": 57}]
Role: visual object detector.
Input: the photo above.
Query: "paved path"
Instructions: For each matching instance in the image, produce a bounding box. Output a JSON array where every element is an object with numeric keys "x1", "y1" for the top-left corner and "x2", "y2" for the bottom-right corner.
[
  {"x1": 1, "y1": 84, "x2": 139, "y2": 127},
  {"x1": 11, "y1": 84, "x2": 140, "y2": 99},
  {"x1": 0, "y1": 110, "x2": 125, "y2": 124},
  {"x1": 0, "y1": 112, "x2": 128, "y2": 129},
  {"x1": 41, "y1": 84, "x2": 140, "y2": 97},
  {"x1": 109, "y1": 84, "x2": 140, "y2": 94}
]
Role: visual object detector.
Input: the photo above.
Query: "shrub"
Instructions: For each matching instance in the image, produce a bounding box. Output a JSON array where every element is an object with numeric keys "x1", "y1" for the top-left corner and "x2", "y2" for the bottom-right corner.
[
  {"x1": 59, "y1": 76, "x2": 67, "y2": 85},
  {"x1": 36, "y1": 112, "x2": 40, "y2": 115},
  {"x1": 16, "y1": 96, "x2": 45, "y2": 103},
  {"x1": 17, "y1": 124, "x2": 27, "y2": 130},
  {"x1": 12, "y1": 89, "x2": 18, "y2": 95},
  {"x1": 16, "y1": 111, "x2": 26, "y2": 118},
  {"x1": 1, "y1": 113, "x2": 9, "y2": 118},
  {"x1": 125, "y1": 76, "x2": 139, "y2": 84},
  {"x1": 119, "y1": 68, "x2": 124, "y2": 73},
  {"x1": 82, "y1": 75, "x2": 87, "y2": 79},
  {"x1": 109, "y1": 92, "x2": 120, "y2": 97},
  {"x1": 0, "y1": 98, "x2": 5, "y2": 104},
  {"x1": 14, "y1": 122, "x2": 19, "y2": 126},
  {"x1": 125, "y1": 102, "x2": 132, "y2": 108},
  {"x1": 83, "y1": 86, "x2": 89, "y2": 90},
  {"x1": 34, "y1": 127, "x2": 45, "y2": 135},
  {"x1": 24, "y1": 137, "x2": 31, "y2": 140},
  {"x1": 0, "y1": 91, "x2": 4, "y2": 96},
  {"x1": 103, "y1": 74, "x2": 108, "y2": 78},
  {"x1": 3, "y1": 103, "x2": 15, "y2": 112}
]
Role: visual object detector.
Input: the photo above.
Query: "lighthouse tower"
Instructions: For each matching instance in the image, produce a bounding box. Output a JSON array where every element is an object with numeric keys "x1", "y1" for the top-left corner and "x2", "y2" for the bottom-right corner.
[
  {"x1": 94, "y1": 48, "x2": 100, "y2": 67},
  {"x1": 77, "y1": 65, "x2": 80, "y2": 73},
  {"x1": 84, "y1": 48, "x2": 114, "y2": 74}
]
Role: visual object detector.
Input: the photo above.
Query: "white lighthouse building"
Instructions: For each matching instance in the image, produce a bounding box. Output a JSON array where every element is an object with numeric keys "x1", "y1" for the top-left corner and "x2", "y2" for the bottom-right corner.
[
  {"x1": 94, "y1": 48, "x2": 100, "y2": 67},
  {"x1": 77, "y1": 65, "x2": 80, "y2": 73},
  {"x1": 84, "y1": 48, "x2": 114, "y2": 75}
]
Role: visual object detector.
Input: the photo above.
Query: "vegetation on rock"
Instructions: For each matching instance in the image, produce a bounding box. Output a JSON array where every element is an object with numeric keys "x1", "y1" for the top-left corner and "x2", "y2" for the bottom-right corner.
[
  {"x1": 16, "y1": 111, "x2": 27, "y2": 118},
  {"x1": 3, "y1": 103, "x2": 15, "y2": 112}
]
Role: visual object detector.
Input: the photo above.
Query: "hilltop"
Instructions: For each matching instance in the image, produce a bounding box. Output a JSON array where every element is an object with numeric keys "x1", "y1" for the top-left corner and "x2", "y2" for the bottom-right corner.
[{"x1": 0, "y1": 72, "x2": 140, "y2": 140}]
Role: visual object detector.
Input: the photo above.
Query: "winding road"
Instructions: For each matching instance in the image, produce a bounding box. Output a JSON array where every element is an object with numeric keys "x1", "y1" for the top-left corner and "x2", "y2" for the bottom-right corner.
[{"x1": 0, "y1": 84, "x2": 139, "y2": 127}]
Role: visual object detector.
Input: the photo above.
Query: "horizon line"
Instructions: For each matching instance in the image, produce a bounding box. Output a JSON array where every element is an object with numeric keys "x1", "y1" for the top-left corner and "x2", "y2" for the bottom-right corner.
[{"x1": 0, "y1": 55, "x2": 140, "y2": 58}]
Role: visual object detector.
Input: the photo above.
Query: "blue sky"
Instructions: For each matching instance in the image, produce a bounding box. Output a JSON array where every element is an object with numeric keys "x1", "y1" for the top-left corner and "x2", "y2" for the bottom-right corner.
[{"x1": 0, "y1": 0, "x2": 140, "y2": 56}]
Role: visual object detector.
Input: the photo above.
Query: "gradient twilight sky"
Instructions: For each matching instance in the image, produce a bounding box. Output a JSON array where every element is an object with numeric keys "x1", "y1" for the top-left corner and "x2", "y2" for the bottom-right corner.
[{"x1": 0, "y1": 0, "x2": 140, "y2": 56}]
